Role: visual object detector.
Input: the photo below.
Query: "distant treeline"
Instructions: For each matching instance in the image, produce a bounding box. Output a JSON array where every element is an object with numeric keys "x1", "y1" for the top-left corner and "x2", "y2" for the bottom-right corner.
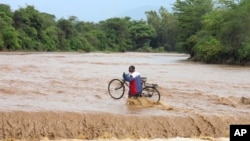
[{"x1": 0, "y1": 0, "x2": 250, "y2": 64}]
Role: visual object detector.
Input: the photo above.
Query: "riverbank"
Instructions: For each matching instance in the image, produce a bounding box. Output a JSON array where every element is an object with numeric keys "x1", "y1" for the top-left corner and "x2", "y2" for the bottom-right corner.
[{"x1": 0, "y1": 110, "x2": 242, "y2": 140}]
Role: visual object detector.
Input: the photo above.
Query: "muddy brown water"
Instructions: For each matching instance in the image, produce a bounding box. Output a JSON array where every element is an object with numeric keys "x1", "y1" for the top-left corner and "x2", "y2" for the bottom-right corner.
[{"x1": 0, "y1": 52, "x2": 249, "y2": 140}]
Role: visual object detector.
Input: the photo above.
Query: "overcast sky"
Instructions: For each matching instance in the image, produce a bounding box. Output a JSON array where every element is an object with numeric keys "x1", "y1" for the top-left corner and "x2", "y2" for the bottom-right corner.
[{"x1": 0, "y1": 0, "x2": 176, "y2": 22}]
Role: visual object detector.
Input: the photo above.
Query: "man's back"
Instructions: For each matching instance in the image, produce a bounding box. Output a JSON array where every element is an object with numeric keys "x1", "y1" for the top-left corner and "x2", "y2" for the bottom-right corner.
[{"x1": 123, "y1": 71, "x2": 142, "y2": 96}]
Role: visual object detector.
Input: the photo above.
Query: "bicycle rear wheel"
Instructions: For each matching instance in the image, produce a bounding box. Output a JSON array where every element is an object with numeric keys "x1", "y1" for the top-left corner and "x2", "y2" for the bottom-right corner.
[
  {"x1": 108, "y1": 79, "x2": 125, "y2": 99},
  {"x1": 141, "y1": 86, "x2": 160, "y2": 103}
]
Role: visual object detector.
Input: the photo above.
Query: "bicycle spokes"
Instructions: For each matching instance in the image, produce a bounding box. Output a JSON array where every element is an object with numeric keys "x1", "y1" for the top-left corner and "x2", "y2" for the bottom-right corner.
[
  {"x1": 142, "y1": 87, "x2": 160, "y2": 103},
  {"x1": 108, "y1": 79, "x2": 125, "y2": 99},
  {"x1": 115, "y1": 83, "x2": 123, "y2": 90}
]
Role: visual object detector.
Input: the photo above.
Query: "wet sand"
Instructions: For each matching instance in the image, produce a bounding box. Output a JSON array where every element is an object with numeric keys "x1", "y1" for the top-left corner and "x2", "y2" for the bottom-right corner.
[{"x1": 0, "y1": 52, "x2": 250, "y2": 141}]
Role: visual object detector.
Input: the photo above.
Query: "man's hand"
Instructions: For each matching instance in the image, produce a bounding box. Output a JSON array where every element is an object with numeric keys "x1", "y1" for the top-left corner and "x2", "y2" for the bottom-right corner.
[{"x1": 123, "y1": 72, "x2": 126, "y2": 79}]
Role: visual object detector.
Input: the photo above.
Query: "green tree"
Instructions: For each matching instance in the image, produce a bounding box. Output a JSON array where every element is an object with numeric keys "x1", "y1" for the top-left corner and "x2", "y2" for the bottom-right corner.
[
  {"x1": 129, "y1": 20, "x2": 156, "y2": 50},
  {"x1": 0, "y1": 4, "x2": 12, "y2": 17},
  {"x1": 218, "y1": 0, "x2": 250, "y2": 62},
  {"x1": 13, "y1": 5, "x2": 45, "y2": 50},
  {"x1": 99, "y1": 17, "x2": 132, "y2": 51},
  {"x1": 84, "y1": 30, "x2": 108, "y2": 51},
  {"x1": 173, "y1": 0, "x2": 213, "y2": 56},
  {"x1": 75, "y1": 21, "x2": 108, "y2": 51},
  {"x1": 0, "y1": 4, "x2": 20, "y2": 50},
  {"x1": 57, "y1": 16, "x2": 96, "y2": 52},
  {"x1": 57, "y1": 18, "x2": 73, "y2": 50},
  {"x1": 39, "y1": 13, "x2": 59, "y2": 51},
  {"x1": 146, "y1": 7, "x2": 178, "y2": 51},
  {"x1": 195, "y1": 0, "x2": 250, "y2": 63}
]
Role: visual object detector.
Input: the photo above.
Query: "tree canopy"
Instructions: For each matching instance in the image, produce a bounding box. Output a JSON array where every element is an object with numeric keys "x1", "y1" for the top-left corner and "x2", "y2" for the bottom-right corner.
[
  {"x1": 173, "y1": 0, "x2": 250, "y2": 64},
  {"x1": 0, "y1": 0, "x2": 250, "y2": 64}
]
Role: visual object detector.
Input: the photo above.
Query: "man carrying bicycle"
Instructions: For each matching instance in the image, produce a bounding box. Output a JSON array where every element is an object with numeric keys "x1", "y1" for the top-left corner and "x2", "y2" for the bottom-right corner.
[{"x1": 123, "y1": 65, "x2": 142, "y2": 98}]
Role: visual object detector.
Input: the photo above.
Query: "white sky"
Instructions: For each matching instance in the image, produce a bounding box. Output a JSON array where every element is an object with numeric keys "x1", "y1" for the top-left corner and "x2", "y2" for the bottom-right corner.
[{"x1": 0, "y1": 0, "x2": 176, "y2": 22}]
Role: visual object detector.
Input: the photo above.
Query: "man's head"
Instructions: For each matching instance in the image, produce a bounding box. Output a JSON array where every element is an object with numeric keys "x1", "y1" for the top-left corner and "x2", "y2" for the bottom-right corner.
[{"x1": 129, "y1": 65, "x2": 135, "y2": 73}]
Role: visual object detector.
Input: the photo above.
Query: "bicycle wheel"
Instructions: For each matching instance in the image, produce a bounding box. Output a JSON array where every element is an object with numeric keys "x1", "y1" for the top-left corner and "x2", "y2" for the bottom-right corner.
[
  {"x1": 141, "y1": 86, "x2": 160, "y2": 103},
  {"x1": 108, "y1": 79, "x2": 125, "y2": 99}
]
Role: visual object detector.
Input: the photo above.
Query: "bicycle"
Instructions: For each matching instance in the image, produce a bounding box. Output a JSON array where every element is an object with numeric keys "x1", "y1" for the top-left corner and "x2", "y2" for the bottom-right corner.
[{"x1": 108, "y1": 77, "x2": 160, "y2": 103}]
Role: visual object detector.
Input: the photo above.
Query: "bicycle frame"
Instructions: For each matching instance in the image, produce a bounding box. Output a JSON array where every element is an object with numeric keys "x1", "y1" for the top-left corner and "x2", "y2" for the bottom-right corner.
[
  {"x1": 114, "y1": 79, "x2": 128, "y2": 90},
  {"x1": 108, "y1": 77, "x2": 160, "y2": 102},
  {"x1": 117, "y1": 77, "x2": 151, "y2": 90}
]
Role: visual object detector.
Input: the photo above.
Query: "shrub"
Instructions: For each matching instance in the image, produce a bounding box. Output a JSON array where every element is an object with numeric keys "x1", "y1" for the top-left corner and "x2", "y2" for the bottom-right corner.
[
  {"x1": 238, "y1": 41, "x2": 250, "y2": 63},
  {"x1": 194, "y1": 37, "x2": 223, "y2": 63}
]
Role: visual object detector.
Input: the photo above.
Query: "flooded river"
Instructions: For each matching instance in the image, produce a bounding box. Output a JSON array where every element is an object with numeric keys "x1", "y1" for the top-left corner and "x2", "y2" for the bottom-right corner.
[{"x1": 0, "y1": 52, "x2": 249, "y2": 140}]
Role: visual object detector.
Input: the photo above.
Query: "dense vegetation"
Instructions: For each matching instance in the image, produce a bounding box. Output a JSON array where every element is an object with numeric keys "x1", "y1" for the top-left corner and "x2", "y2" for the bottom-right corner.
[
  {"x1": 0, "y1": 0, "x2": 250, "y2": 64},
  {"x1": 174, "y1": 0, "x2": 250, "y2": 64}
]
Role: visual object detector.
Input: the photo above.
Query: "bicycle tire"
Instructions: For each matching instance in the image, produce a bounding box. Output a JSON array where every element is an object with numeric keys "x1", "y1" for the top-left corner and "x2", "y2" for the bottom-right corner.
[
  {"x1": 141, "y1": 86, "x2": 160, "y2": 103},
  {"x1": 108, "y1": 79, "x2": 125, "y2": 99}
]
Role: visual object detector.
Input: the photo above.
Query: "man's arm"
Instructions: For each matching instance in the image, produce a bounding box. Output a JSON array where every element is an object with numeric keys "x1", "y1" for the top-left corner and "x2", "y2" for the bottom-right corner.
[{"x1": 123, "y1": 73, "x2": 134, "y2": 82}]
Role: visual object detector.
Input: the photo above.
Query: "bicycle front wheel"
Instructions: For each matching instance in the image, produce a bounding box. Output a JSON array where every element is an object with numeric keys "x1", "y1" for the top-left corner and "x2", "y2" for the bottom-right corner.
[
  {"x1": 108, "y1": 79, "x2": 125, "y2": 99},
  {"x1": 142, "y1": 87, "x2": 160, "y2": 103}
]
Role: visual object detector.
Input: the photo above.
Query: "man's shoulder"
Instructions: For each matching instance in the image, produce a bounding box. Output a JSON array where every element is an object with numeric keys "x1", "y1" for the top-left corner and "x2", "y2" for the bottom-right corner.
[{"x1": 131, "y1": 71, "x2": 140, "y2": 78}]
